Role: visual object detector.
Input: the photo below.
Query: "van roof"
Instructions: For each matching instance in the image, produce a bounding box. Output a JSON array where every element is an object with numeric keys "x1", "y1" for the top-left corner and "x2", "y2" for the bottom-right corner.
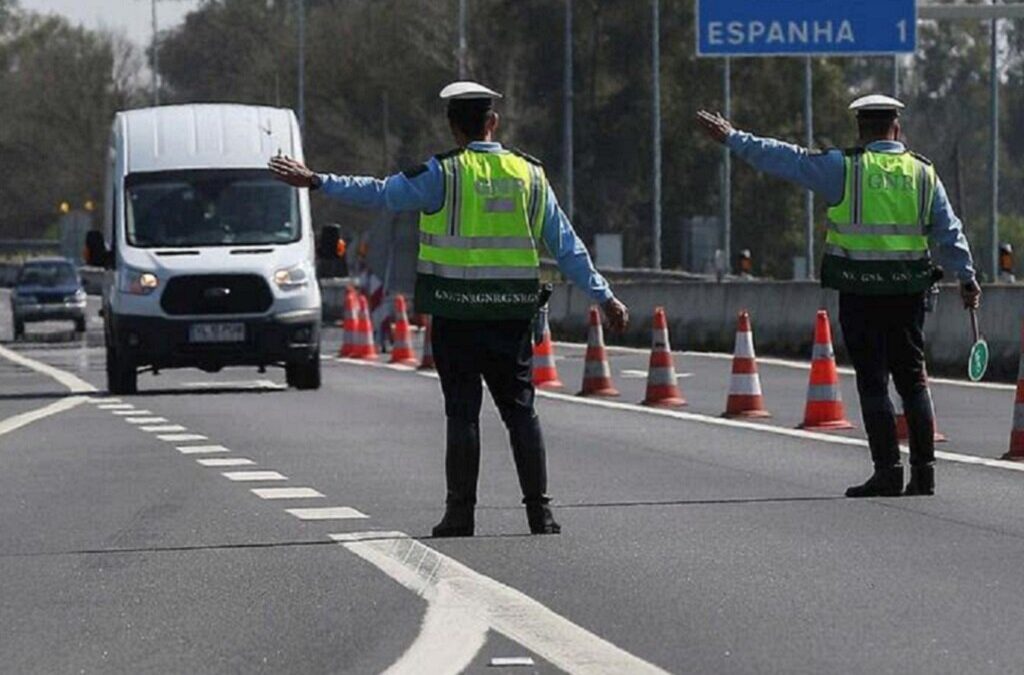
[{"x1": 119, "y1": 104, "x2": 300, "y2": 174}]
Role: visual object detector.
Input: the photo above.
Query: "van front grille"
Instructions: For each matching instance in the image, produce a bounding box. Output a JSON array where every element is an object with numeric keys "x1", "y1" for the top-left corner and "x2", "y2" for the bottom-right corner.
[{"x1": 160, "y1": 274, "x2": 272, "y2": 316}]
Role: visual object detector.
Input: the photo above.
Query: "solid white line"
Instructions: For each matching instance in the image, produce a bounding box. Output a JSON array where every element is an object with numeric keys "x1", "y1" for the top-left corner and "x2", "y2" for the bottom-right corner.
[
  {"x1": 350, "y1": 358, "x2": 1024, "y2": 476},
  {"x1": 197, "y1": 458, "x2": 255, "y2": 467},
  {"x1": 157, "y1": 433, "x2": 207, "y2": 442},
  {"x1": 113, "y1": 409, "x2": 153, "y2": 416},
  {"x1": 332, "y1": 531, "x2": 669, "y2": 675},
  {"x1": 251, "y1": 487, "x2": 324, "y2": 499},
  {"x1": 125, "y1": 417, "x2": 168, "y2": 424},
  {"x1": 0, "y1": 343, "x2": 96, "y2": 393},
  {"x1": 286, "y1": 507, "x2": 368, "y2": 520},
  {"x1": 140, "y1": 424, "x2": 187, "y2": 433},
  {"x1": 222, "y1": 470, "x2": 287, "y2": 482},
  {"x1": 98, "y1": 403, "x2": 135, "y2": 410},
  {"x1": 176, "y1": 444, "x2": 230, "y2": 454},
  {"x1": 0, "y1": 396, "x2": 90, "y2": 438}
]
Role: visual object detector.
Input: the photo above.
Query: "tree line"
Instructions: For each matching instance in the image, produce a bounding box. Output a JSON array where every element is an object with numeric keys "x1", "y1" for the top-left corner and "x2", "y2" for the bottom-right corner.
[{"x1": 1, "y1": 0, "x2": 1021, "y2": 279}]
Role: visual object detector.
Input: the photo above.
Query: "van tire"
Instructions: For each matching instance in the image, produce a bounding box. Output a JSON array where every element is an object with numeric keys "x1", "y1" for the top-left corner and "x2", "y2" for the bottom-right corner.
[
  {"x1": 287, "y1": 351, "x2": 321, "y2": 390},
  {"x1": 74, "y1": 317, "x2": 86, "y2": 333},
  {"x1": 106, "y1": 345, "x2": 138, "y2": 395},
  {"x1": 13, "y1": 319, "x2": 24, "y2": 340}
]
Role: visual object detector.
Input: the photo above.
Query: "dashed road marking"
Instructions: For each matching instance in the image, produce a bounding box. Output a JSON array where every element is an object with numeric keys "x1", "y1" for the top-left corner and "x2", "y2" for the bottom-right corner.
[
  {"x1": 141, "y1": 424, "x2": 188, "y2": 433},
  {"x1": 91, "y1": 397, "x2": 121, "y2": 404},
  {"x1": 158, "y1": 433, "x2": 207, "y2": 442},
  {"x1": 98, "y1": 403, "x2": 134, "y2": 410},
  {"x1": 125, "y1": 417, "x2": 168, "y2": 424},
  {"x1": 176, "y1": 444, "x2": 229, "y2": 454},
  {"x1": 286, "y1": 507, "x2": 367, "y2": 520},
  {"x1": 222, "y1": 470, "x2": 287, "y2": 482},
  {"x1": 252, "y1": 487, "x2": 324, "y2": 499},
  {"x1": 112, "y1": 409, "x2": 153, "y2": 416},
  {"x1": 332, "y1": 531, "x2": 670, "y2": 675},
  {"x1": 197, "y1": 457, "x2": 255, "y2": 467}
]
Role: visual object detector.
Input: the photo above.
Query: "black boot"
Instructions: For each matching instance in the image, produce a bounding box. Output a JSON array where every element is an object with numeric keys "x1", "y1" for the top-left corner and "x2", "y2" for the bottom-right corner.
[
  {"x1": 432, "y1": 417, "x2": 480, "y2": 537},
  {"x1": 525, "y1": 502, "x2": 561, "y2": 535},
  {"x1": 845, "y1": 465, "x2": 904, "y2": 498},
  {"x1": 904, "y1": 464, "x2": 935, "y2": 496}
]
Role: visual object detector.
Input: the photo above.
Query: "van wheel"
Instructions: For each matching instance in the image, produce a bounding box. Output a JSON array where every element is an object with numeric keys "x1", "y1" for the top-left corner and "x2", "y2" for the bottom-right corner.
[
  {"x1": 287, "y1": 351, "x2": 321, "y2": 390},
  {"x1": 13, "y1": 319, "x2": 24, "y2": 340},
  {"x1": 74, "y1": 317, "x2": 86, "y2": 333},
  {"x1": 106, "y1": 345, "x2": 138, "y2": 395}
]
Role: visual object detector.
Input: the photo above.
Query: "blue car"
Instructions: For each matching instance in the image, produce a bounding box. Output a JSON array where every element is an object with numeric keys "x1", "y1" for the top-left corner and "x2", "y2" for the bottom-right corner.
[{"x1": 11, "y1": 258, "x2": 87, "y2": 338}]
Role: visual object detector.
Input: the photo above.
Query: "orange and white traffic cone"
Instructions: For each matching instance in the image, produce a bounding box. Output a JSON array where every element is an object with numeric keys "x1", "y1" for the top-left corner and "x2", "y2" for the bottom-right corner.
[
  {"x1": 1003, "y1": 321, "x2": 1024, "y2": 460},
  {"x1": 798, "y1": 310, "x2": 853, "y2": 430},
  {"x1": 418, "y1": 316, "x2": 435, "y2": 370},
  {"x1": 723, "y1": 310, "x2": 770, "y2": 418},
  {"x1": 894, "y1": 390, "x2": 947, "y2": 443},
  {"x1": 642, "y1": 307, "x2": 686, "y2": 407},
  {"x1": 348, "y1": 294, "x2": 378, "y2": 360},
  {"x1": 578, "y1": 306, "x2": 619, "y2": 397},
  {"x1": 389, "y1": 294, "x2": 419, "y2": 366},
  {"x1": 532, "y1": 306, "x2": 563, "y2": 389},
  {"x1": 338, "y1": 286, "x2": 359, "y2": 357}
]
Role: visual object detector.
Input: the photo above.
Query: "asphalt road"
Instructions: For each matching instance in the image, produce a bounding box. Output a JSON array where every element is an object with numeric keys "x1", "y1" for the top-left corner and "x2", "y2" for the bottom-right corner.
[{"x1": 3, "y1": 293, "x2": 1024, "y2": 674}]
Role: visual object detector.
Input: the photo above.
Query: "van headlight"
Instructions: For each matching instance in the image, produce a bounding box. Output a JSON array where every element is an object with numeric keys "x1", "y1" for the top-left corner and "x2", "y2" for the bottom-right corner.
[
  {"x1": 118, "y1": 267, "x2": 160, "y2": 295},
  {"x1": 273, "y1": 264, "x2": 309, "y2": 290}
]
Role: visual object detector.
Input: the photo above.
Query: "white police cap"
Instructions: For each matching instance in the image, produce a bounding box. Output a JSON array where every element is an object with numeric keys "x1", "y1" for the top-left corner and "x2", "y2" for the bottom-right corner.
[
  {"x1": 849, "y1": 94, "x2": 905, "y2": 113},
  {"x1": 439, "y1": 81, "x2": 503, "y2": 101}
]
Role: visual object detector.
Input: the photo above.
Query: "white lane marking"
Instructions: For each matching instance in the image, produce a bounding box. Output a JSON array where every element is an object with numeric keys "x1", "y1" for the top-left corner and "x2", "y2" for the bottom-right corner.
[
  {"x1": 98, "y1": 403, "x2": 134, "y2": 410},
  {"x1": 140, "y1": 424, "x2": 188, "y2": 433},
  {"x1": 554, "y1": 340, "x2": 1016, "y2": 391},
  {"x1": 0, "y1": 396, "x2": 90, "y2": 438},
  {"x1": 286, "y1": 507, "x2": 367, "y2": 520},
  {"x1": 252, "y1": 487, "x2": 324, "y2": 499},
  {"x1": 364, "y1": 360, "x2": 1024, "y2": 475},
  {"x1": 332, "y1": 531, "x2": 669, "y2": 675},
  {"x1": 182, "y1": 379, "x2": 287, "y2": 391},
  {"x1": 113, "y1": 409, "x2": 153, "y2": 416},
  {"x1": 125, "y1": 417, "x2": 168, "y2": 424},
  {"x1": 157, "y1": 433, "x2": 207, "y2": 442},
  {"x1": 176, "y1": 444, "x2": 230, "y2": 454},
  {"x1": 621, "y1": 369, "x2": 648, "y2": 378},
  {"x1": 197, "y1": 458, "x2": 255, "y2": 467},
  {"x1": 491, "y1": 657, "x2": 536, "y2": 667},
  {"x1": 91, "y1": 397, "x2": 121, "y2": 404},
  {"x1": 222, "y1": 470, "x2": 287, "y2": 482},
  {"x1": 0, "y1": 343, "x2": 96, "y2": 393}
]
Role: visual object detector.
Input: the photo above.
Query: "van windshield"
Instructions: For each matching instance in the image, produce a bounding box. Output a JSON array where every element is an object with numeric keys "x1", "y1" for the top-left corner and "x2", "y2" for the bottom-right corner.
[{"x1": 125, "y1": 169, "x2": 299, "y2": 247}]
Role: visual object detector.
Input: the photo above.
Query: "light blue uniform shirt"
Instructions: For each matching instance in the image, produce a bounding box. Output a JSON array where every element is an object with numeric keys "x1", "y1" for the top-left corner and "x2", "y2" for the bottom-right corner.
[
  {"x1": 726, "y1": 131, "x2": 977, "y2": 283},
  {"x1": 315, "y1": 141, "x2": 613, "y2": 303}
]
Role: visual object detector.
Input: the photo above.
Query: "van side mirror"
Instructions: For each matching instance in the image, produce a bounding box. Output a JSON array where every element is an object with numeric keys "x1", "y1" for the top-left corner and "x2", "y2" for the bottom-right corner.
[
  {"x1": 318, "y1": 224, "x2": 343, "y2": 260},
  {"x1": 85, "y1": 230, "x2": 110, "y2": 268}
]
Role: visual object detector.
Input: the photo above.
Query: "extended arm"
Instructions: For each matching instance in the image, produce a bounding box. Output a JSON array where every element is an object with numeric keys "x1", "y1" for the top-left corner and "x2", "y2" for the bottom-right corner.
[{"x1": 928, "y1": 177, "x2": 980, "y2": 307}]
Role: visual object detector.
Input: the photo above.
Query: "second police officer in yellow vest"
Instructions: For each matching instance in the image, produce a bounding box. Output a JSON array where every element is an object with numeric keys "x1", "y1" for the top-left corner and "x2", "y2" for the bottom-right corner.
[
  {"x1": 269, "y1": 82, "x2": 629, "y2": 536},
  {"x1": 698, "y1": 95, "x2": 982, "y2": 498}
]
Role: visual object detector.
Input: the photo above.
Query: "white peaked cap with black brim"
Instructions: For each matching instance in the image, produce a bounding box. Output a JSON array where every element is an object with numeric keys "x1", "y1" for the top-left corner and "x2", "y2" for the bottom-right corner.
[
  {"x1": 439, "y1": 81, "x2": 503, "y2": 101},
  {"x1": 849, "y1": 94, "x2": 905, "y2": 114}
]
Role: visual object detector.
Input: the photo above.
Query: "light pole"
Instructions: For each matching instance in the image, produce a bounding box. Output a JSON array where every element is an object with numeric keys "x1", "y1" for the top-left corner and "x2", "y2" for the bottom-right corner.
[
  {"x1": 651, "y1": 0, "x2": 662, "y2": 270},
  {"x1": 151, "y1": 0, "x2": 160, "y2": 106},
  {"x1": 990, "y1": 1, "x2": 1000, "y2": 280},
  {"x1": 804, "y1": 57, "x2": 814, "y2": 280},
  {"x1": 563, "y1": 0, "x2": 574, "y2": 220},
  {"x1": 297, "y1": 0, "x2": 306, "y2": 131},
  {"x1": 458, "y1": 0, "x2": 467, "y2": 78},
  {"x1": 722, "y1": 57, "x2": 731, "y2": 272}
]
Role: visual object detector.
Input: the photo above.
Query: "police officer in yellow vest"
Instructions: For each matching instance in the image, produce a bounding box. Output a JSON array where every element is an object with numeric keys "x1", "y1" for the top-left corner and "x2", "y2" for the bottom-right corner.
[
  {"x1": 698, "y1": 95, "x2": 981, "y2": 498},
  {"x1": 270, "y1": 82, "x2": 629, "y2": 535}
]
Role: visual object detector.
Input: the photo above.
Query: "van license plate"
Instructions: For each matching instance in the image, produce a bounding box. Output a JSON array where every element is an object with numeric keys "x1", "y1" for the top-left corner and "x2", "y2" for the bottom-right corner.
[{"x1": 189, "y1": 323, "x2": 245, "y2": 343}]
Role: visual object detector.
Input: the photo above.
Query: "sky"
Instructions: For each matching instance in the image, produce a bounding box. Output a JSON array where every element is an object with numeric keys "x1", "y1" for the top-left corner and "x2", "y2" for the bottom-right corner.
[{"x1": 18, "y1": 0, "x2": 203, "y2": 46}]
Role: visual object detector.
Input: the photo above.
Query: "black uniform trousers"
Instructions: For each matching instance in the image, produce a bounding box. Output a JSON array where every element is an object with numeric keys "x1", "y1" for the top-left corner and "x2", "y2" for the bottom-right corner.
[
  {"x1": 431, "y1": 316, "x2": 550, "y2": 508},
  {"x1": 838, "y1": 292, "x2": 936, "y2": 469}
]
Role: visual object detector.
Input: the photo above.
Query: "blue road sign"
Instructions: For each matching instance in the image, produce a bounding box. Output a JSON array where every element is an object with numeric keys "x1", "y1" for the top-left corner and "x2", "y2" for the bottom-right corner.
[{"x1": 696, "y1": 0, "x2": 917, "y2": 57}]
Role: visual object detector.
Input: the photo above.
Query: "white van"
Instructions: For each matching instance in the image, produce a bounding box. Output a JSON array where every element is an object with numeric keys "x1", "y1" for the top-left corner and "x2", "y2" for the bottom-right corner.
[{"x1": 86, "y1": 104, "x2": 322, "y2": 394}]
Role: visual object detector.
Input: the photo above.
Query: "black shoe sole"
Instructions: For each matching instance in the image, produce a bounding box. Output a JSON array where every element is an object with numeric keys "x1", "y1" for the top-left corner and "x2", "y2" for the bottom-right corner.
[
  {"x1": 431, "y1": 527, "x2": 474, "y2": 538},
  {"x1": 845, "y1": 488, "x2": 903, "y2": 498}
]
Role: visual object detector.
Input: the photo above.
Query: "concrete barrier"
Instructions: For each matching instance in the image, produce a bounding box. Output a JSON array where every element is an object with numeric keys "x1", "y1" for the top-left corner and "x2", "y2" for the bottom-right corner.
[{"x1": 549, "y1": 281, "x2": 1023, "y2": 381}]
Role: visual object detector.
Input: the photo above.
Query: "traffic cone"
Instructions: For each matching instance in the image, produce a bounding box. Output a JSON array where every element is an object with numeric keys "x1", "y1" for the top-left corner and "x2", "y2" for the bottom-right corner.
[
  {"x1": 894, "y1": 392, "x2": 947, "y2": 443},
  {"x1": 642, "y1": 307, "x2": 686, "y2": 407},
  {"x1": 338, "y1": 286, "x2": 359, "y2": 357},
  {"x1": 532, "y1": 306, "x2": 563, "y2": 389},
  {"x1": 798, "y1": 310, "x2": 853, "y2": 430},
  {"x1": 348, "y1": 294, "x2": 378, "y2": 360},
  {"x1": 418, "y1": 316, "x2": 435, "y2": 370},
  {"x1": 389, "y1": 294, "x2": 419, "y2": 365},
  {"x1": 577, "y1": 306, "x2": 619, "y2": 397},
  {"x1": 1003, "y1": 321, "x2": 1024, "y2": 460},
  {"x1": 723, "y1": 310, "x2": 770, "y2": 418}
]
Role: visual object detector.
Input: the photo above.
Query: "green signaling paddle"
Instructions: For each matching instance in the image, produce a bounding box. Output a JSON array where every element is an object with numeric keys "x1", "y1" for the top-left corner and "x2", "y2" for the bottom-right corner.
[{"x1": 968, "y1": 308, "x2": 989, "y2": 382}]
